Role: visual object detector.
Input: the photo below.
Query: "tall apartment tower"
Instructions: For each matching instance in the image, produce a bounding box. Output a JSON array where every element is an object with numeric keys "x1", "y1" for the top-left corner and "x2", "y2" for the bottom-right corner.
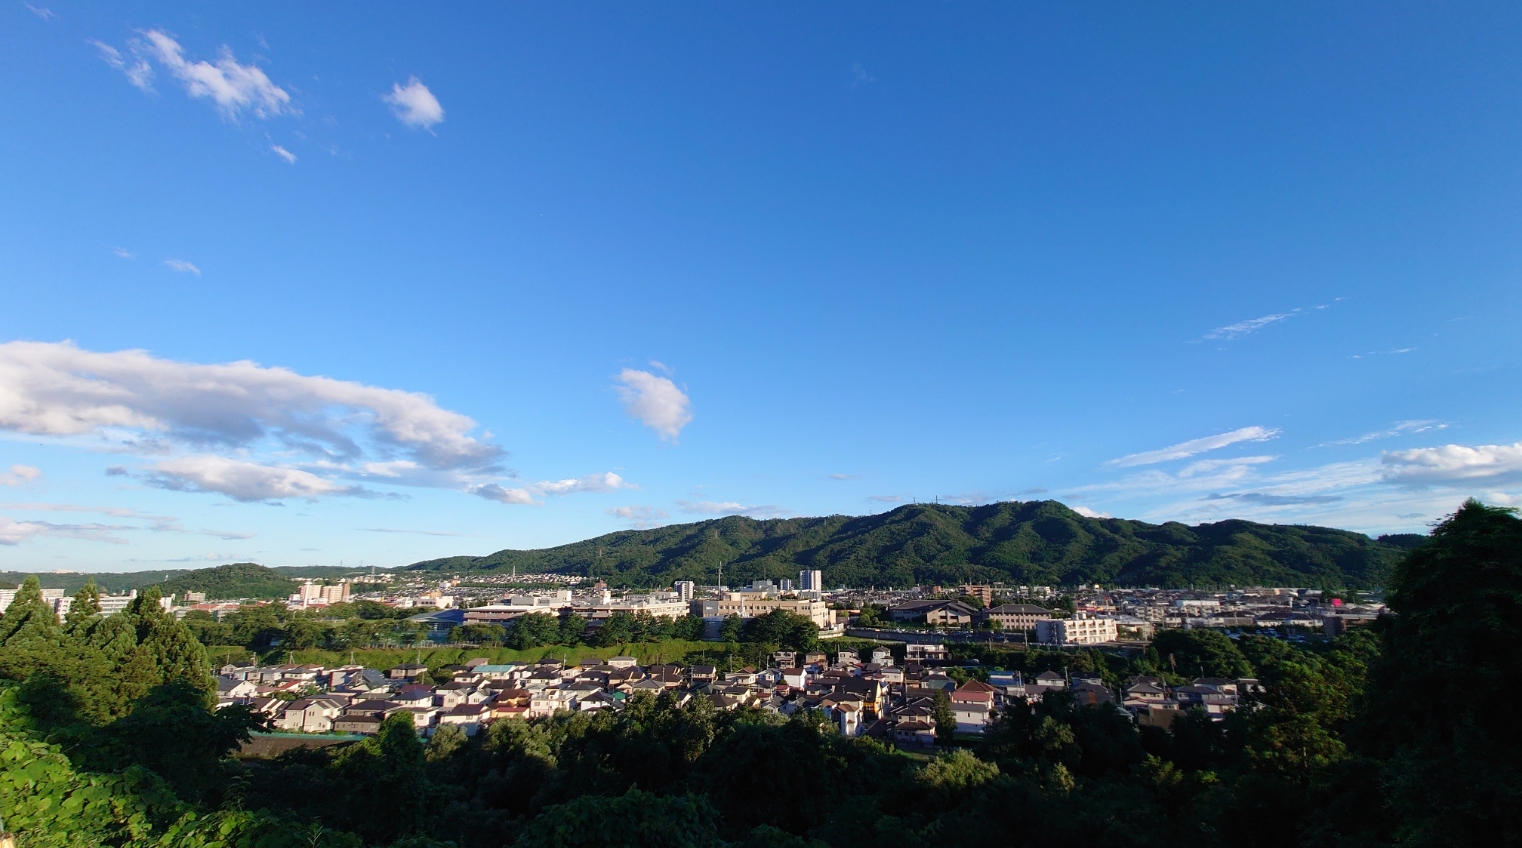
[
  {"x1": 674, "y1": 580, "x2": 696, "y2": 601},
  {"x1": 800, "y1": 570, "x2": 824, "y2": 599}
]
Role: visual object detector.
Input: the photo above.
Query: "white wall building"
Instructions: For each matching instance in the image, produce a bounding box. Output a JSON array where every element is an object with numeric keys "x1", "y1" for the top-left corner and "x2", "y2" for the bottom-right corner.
[{"x1": 1035, "y1": 614, "x2": 1118, "y2": 646}]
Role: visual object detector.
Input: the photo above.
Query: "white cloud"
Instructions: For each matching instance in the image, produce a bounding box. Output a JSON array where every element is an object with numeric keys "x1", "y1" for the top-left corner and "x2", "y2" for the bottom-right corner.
[
  {"x1": 1319, "y1": 420, "x2": 1449, "y2": 447},
  {"x1": 0, "y1": 465, "x2": 42, "y2": 487},
  {"x1": 1106, "y1": 426, "x2": 1280, "y2": 468},
  {"x1": 827, "y1": 473, "x2": 861, "y2": 480},
  {"x1": 1072, "y1": 505, "x2": 1112, "y2": 519},
  {"x1": 164, "y1": 258, "x2": 200, "y2": 275},
  {"x1": 135, "y1": 30, "x2": 292, "y2": 119},
  {"x1": 614, "y1": 368, "x2": 692, "y2": 441},
  {"x1": 534, "y1": 472, "x2": 633, "y2": 496},
  {"x1": 607, "y1": 505, "x2": 668, "y2": 521},
  {"x1": 27, "y1": 5, "x2": 57, "y2": 20},
  {"x1": 147, "y1": 455, "x2": 362, "y2": 502},
  {"x1": 469, "y1": 483, "x2": 535, "y2": 505},
  {"x1": 677, "y1": 500, "x2": 792, "y2": 518},
  {"x1": 384, "y1": 77, "x2": 445, "y2": 130},
  {"x1": 470, "y1": 472, "x2": 631, "y2": 506},
  {"x1": 868, "y1": 495, "x2": 905, "y2": 503},
  {"x1": 1177, "y1": 455, "x2": 1277, "y2": 479},
  {"x1": 271, "y1": 145, "x2": 296, "y2": 164},
  {"x1": 205, "y1": 529, "x2": 255, "y2": 540},
  {"x1": 1202, "y1": 310, "x2": 1299, "y2": 341},
  {"x1": 1381, "y1": 442, "x2": 1522, "y2": 486},
  {"x1": 0, "y1": 341, "x2": 503, "y2": 501},
  {"x1": 0, "y1": 517, "x2": 129, "y2": 546},
  {"x1": 849, "y1": 63, "x2": 876, "y2": 87},
  {"x1": 91, "y1": 40, "x2": 153, "y2": 90},
  {"x1": 112, "y1": 248, "x2": 135, "y2": 259}
]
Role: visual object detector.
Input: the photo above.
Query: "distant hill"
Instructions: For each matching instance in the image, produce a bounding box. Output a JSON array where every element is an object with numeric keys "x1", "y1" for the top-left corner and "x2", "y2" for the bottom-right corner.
[
  {"x1": 0, "y1": 564, "x2": 367, "y2": 598},
  {"x1": 406, "y1": 500, "x2": 1412, "y2": 589}
]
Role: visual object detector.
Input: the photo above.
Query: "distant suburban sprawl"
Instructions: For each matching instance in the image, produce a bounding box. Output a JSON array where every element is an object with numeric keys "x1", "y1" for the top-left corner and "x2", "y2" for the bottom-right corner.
[{"x1": 0, "y1": 500, "x2": 1520, "y2": 847}]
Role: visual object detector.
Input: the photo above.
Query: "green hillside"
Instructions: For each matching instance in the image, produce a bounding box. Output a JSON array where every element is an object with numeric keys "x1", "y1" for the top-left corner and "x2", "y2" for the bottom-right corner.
[{"x1": 407, "y1": 500, "x2": 1412, "y2": 589}]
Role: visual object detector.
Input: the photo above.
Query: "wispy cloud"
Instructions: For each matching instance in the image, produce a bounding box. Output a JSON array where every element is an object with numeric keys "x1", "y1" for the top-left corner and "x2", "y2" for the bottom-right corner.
[
  {"x1": 1072, "y1": 505, "x2": 1112, "y2": 519},
  {"x1": 1206, "y1": 492, "x2": 1343, "y2": 507},
  {"x1": 270, "y1": 145, "x2": 296, "y2": 164},
  {"x1": 867, "y1": 494, "x2": 905, "y2": 504},
  {"x1": 90, "y1": 40, "x2": 153, "y2": 90},
  {"x1": 827, "y1": 473, "x2": 861, "y2": 480},
  {"x1": 615, "y1": 368, "x2": 693, "y2": 441},
  {"x1": 1105, "y1": 426, "x2": 1280, "y2": 468},
  {"x1": 1351, "y1": 348, "x2": 1416, "y2": 360},
  {"x1": 112, "y1": 247, "x2": 135, "y2": 259},
  {"x1": 96, "y1": 30, "x2": 293, "y2": 120},
  {"x1": 1202, "y1": 310, "x2": 1299, "y2": 341},
  {"x1": 677, "y1": 500, "x2": 792, "y2": 519},
  {"x1": 0, "y1": 517, "x2": 132, "y2": 546},
  {"x1": 1176, "y1": 456, "x2": 1276, "y2": 479},
  {"x1": 1319, "y1": 420, "x2": 1448, "y2": 447},
  {"x1": 164, "y1": 258, "x2": 200, "y2": 275},
  {"x1": 606, "y1": 505, "x2": 669, "y2": 528},
  {"x1": 849, "y1": 63, "x2": 876, "y2": 87},
  {"x1": 0, "y1": 465, "x2": 42, "y2": 487},
  {"x1": 361, "y1": 527, "x2": 471, "y2": 537},
  {"x1": 26, "y1": 4, "x2": 56, "y2": 20},
  {"x1": 384, "y1": 77, "x2": 444, "y2": 130}
]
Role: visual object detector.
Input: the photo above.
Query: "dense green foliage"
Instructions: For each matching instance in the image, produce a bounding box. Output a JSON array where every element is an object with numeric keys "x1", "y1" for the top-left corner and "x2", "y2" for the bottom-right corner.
[
  {"x1": 407, "y1": 501, "x2": 1406, "y2": 589},
  {"x1": 3, "y1": 500, "x2": 1519, "y2": 848},
  {"x1": 181, "y1": 600, "x2": 425, "y2": 655},
  {"x1": 154, "y1": 564, "x2": 302, "y2": 601}
]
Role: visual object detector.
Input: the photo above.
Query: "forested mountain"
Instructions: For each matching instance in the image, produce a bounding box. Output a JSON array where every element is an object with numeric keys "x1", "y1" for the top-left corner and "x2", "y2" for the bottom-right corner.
[{"x1": 407, "y1": 500, "x2": 1410, "y2": 589}]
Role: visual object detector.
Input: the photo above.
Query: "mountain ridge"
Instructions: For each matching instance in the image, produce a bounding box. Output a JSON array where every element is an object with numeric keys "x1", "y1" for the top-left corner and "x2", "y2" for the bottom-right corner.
[{"x1": 406, "y1": 500, "x2": 1412, "y2": 589}]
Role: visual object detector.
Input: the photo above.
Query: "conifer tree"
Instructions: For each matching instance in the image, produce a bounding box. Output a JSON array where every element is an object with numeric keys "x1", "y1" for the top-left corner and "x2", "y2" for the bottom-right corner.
[
  {"x1": 0, "y1": 575, "x2": 63, "y2": 647},
  {"x1": 64, "y1": 579, "x2": 102, "y2": 634},
  {"x1": 126, "y1": 586, "x2": 214, "y2": 696}
]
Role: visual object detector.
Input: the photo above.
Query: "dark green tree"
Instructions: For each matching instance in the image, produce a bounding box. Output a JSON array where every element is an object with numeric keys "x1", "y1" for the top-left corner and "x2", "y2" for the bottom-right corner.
[
  {"x1": 1360, "y1": 500, "x2": 1522, "y2": 845},
  {"x1": 515, "y1": 787, "x2": 725, "y2": 848},
  {"x1": 64, "y1": 579, "x2": 102, "y2": 634},
  {"x1": 1152, "y1": 628, "x2": 1253, "y2": 680},
  {"x1": 334, "y1": 712, "x2": 427, "y2": 841},
  {"x1": 719, "y1": 614, "x2": 744, "y2": 642},
  {"x1": 933, "y1": 690, "x2": 957, "y2": 744},
  {"x1": 741, "y1": 610, "x2": 819, "y2": 652},
  {"x1": 558, "y1": 612, "x2": 587, "y2": 645}
]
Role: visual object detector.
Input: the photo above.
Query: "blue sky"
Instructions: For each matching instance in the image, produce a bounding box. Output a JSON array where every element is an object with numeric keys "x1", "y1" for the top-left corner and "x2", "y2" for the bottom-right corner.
[{"x1": 2, "y1": 3, "x2": 1520, "y2": 572}]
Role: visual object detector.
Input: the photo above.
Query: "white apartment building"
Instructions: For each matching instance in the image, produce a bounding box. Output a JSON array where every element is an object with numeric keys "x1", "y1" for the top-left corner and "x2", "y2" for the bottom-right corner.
[
  {"x1": 289, "y1": 579, "x2": 352, "y2": 608},
  {"x1": 674, "y1": 581, "x2": 696, "y2": 601},
  {"x1": 697, "y1": 594, "x2": 838, "y2": 629},
  {"x1": 0, "y1": 587, "x2": 67, "y2": 615},
  {"x1": 1035, "y1": 613, "x2": 1118, "y2": 646},
  {"x1": 799, "y1": 570, "x2": 824, "y2": 599}
]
